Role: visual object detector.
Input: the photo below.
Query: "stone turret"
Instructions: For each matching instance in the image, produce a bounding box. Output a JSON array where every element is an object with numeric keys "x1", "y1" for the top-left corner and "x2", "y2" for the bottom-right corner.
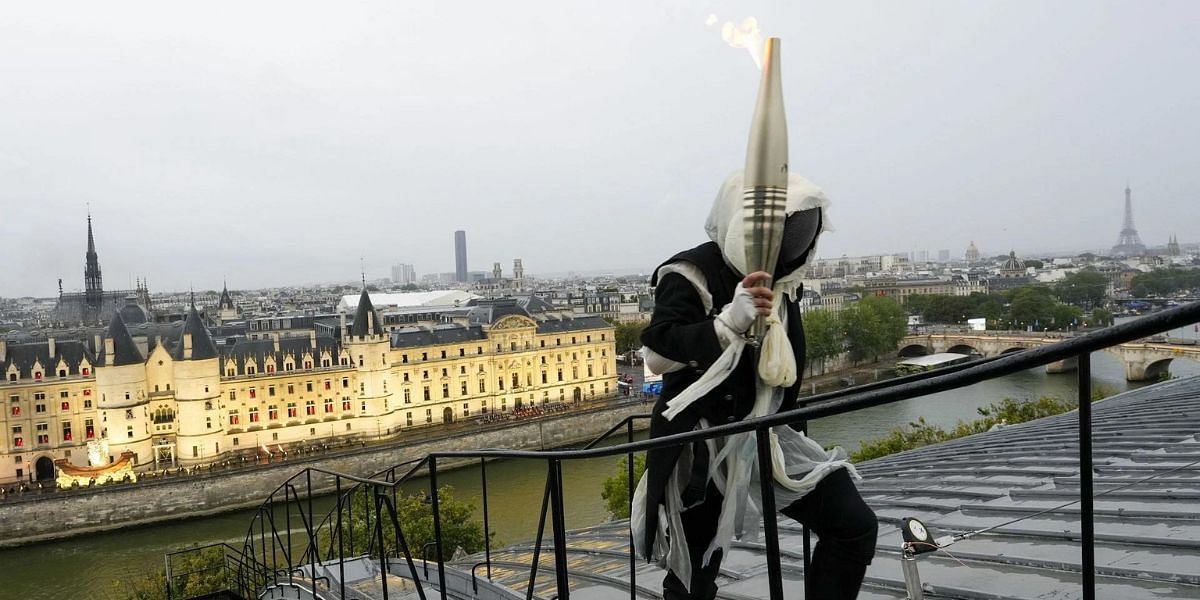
[
  {"x1": 95, "y1": 313, "x2": 152, "y2": 466},
  {"x1": 173, "y1": 302, "x2": 224, "y2": 465},
  {"x1": 344, "y1": 288, "x2": 394, "y2": 431}
]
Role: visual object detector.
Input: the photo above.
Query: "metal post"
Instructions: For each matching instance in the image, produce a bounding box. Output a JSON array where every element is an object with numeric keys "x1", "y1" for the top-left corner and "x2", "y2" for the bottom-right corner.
[
  {"x1": 384, "y1": 493, "x2": 428, "y2": 600},
  {"x1": 1078, "y1": 352, "x2": 1095, "y2": 600},
  {"x1": 755, "y1": 428, "x2": 784, "y2": 600},
  {"x1": 284, "y1": 487, "x2": 293, "y2": 584},
  {"x1": 900, "y1": 549, "x2": 924, "y2": 600},
  {"x1": 305, "y1": 471, "x2": 316, "y2": 595},
  {"x1": 164, "y1": 553, "x2": 173, "y2": 600},
  {"x1": 258, "y1": 510, "x2": 268, "y2": 586},
  {"x1": 798, "y1": 419, "x2": 812, "y2": 598},
  {"x1": 626, "y1": 419, "x2": 637, "y2": 600},
  {"x1": 374, "y1": 489, "x2": 390, "y2": 600},
  {"x1": 267, "y1": 505, "x2": 278, "y2": 585},
  {"x1": 481, "y1": 457, "x2": 493, "y2": 580},
  {"x1": 336, "y1": 477, "x2": 346, "y2": 600},
  {"x1": 429, "y1": 457, "x2": 449, "y2": 599},
  {"x1": 527, "y1": 474, "x2": 553, "y2": 600},
  {"x1": 548, "y1": 460, "x2": 571, "y2": 600},
  {"x1": 347, "y1": 483, "x2": 355, "y2": 556}
]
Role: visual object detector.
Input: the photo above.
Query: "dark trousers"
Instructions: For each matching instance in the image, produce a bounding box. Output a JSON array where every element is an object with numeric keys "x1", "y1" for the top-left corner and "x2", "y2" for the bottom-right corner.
[{"x1": 663, "y1": 468, "x2": 878, "y2": 600}]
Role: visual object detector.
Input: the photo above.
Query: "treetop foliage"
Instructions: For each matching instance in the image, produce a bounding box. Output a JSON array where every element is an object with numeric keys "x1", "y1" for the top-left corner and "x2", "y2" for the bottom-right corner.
[
  {"x1": 601, "y1": 453, "x2": 646, "y2": 519},
  {"x1": 1130, "y1": 268, "x2": 1200, "y2": 297}
]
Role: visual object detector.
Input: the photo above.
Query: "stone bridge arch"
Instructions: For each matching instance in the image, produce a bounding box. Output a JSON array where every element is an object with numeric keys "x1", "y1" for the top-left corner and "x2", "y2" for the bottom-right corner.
[
  {"x1": 1103, "y1": 345, "x2": 1200, "y2": 381},
  {"x1": 1142, "y1": 358, "x2": 1174, "y2": 381},
  {"x1": 898, "y1": 344, "x2": 931, "y2": 358},
  {"x1": 946, "y1": 344, "x2": 981, "y2": 356}
]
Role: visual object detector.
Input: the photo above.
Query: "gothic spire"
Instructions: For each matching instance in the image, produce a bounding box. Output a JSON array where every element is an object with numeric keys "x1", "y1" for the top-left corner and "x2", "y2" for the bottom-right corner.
[
  {"x1": 83, "y1": 212, "x2": 104, "y2": 323},
  {"x1": 218, "y1": 280, "x2": 235, "y2": 310},
  {"x1": 86, "y1": 210, "x2": 97, "y2": 255}
]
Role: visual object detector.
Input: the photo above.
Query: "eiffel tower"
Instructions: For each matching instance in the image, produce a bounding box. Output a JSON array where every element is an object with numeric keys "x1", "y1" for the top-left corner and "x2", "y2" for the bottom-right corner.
[{"x1": 1111, "y1": 184, "x2": 1146, "y2": 256}]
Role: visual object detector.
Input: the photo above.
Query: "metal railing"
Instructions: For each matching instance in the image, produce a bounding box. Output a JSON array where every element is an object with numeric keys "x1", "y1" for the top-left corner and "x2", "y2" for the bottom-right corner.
[{"x1": 169, "y1": 301, "x2": 1200, "y2": 600}]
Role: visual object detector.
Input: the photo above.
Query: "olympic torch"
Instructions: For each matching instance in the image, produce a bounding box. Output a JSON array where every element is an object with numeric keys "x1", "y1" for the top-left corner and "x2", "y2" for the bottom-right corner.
[{"x1": 743, "y1": 37, "x2": 788, "y2": 343}]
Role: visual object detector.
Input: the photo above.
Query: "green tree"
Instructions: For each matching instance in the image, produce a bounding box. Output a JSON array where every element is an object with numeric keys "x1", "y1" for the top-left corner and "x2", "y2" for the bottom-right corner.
[
  {"x1": 975, "y1": 296, "x2": 1007, "y2": 328},
  {"x1": 921, "y1": 295, "x2": 975, "y2": 324},
  {"x1": 614, "y1": 321, "x2": 649, "y2": 355},
  {"x1": 1054, "y1": 270, "x2": 1109, "y2": 308},
  {"x1": 112, "y1": 545, "x2": 226, "y2": 600},
  {"x1": 319, "y1": 485, "x2": 488, "y2": 561},
  {"x1": 1089, "y1": 307, "x2": 1114, "y2": 327},
  {"x1": 842, "y1": 296, "x2": 907, "y2": 363},
  {"x1": 1049, "y1": 303, "x2": 1083, "y2": 330},
  {"x1": 601, "y1": 454, "x2": 647, "y2": 519},
  {"x1": 904, "y1": 294, "x2": 933, "y2": 317},
  {"x1": 1007, "y1": 286, "x2": 1056, "y2": 330},
  {"x1": 802, "y1": 309, "x2": 843, "y2": 376},
  {"x1": 1130, "y1": 268, "x2": 1200, "y2": 297}
]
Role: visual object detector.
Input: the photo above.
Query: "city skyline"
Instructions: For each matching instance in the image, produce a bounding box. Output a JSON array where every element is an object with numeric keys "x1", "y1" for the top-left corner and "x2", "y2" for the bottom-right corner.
[
  {"x1": 2, "y1": 208, "x2": 1194, "y2": 299},
  {"x1": 2, "y1": 2, "x2": 1198, "y2": 296}
]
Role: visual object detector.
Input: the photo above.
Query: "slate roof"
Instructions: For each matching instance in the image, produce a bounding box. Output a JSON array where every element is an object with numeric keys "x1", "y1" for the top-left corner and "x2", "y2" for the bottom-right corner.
[
  {"x1": 219, "y1": 336, "x2": 342, "y2": 375},
  {"x1": 518, "y1": 295, "x2": 556, "y2": 314},
  {"x1": 390, "y1": 325, "x2": 488, "y2": 349},
  {"x1": 462, "y1": 375, "x2": 1200, "y2": 599},
  {"x1": 0, "y1": 338, "x2": 95, "y2": 377},
  {"x1": 101, "y1": 313, "x2": 144, "y2": 366},
  {"x1": 353, "y1": 289, "x2": 383, "y2": 336},
  {"x1": 127, "y1": 320, "x2": 184, "y2": 356},
  {"x1": 465, "y1": 299, "x2": 533, "y2": 327},
  {"x1": 117, "y1": 297, "x2": 152, "y2": 325},
  {"x1": 173, "y1": 304, "x2": 219, "y2": 361},
  {"x1": 534, "y1": 315, "x2": 610, "y2": 334}
]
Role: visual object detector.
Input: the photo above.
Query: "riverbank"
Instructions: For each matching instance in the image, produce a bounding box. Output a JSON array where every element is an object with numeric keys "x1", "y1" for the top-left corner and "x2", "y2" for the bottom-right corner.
[
  {"x1": 0, "y1": 398, "x2": 652, "y2": 548},
  {"x1": 799, "y1": 353, "x2": 903, "y2": 397}
]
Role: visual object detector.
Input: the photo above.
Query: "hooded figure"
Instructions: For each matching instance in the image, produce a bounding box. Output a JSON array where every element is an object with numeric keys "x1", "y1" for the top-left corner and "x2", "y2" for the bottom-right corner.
[{"x1": 633, "y1": 171, "x2": 878, "y2": 600}]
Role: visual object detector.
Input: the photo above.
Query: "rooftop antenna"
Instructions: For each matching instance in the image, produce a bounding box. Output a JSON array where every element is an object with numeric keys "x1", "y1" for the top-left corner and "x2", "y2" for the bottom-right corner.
[{"x1": 360, "y1": 256, "x2": 366, "y2": 287}]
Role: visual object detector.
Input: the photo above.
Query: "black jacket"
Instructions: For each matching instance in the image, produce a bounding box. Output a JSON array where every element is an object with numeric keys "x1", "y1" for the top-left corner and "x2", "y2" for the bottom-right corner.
[{"x1": 639, "y1": 241, "x2": 807, "y2": 557}]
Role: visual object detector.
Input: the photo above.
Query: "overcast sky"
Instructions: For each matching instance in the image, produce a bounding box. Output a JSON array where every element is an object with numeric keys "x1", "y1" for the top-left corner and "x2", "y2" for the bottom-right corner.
[{"x1": 2, "y1": 1, "x2": 1197, "y2": 297}]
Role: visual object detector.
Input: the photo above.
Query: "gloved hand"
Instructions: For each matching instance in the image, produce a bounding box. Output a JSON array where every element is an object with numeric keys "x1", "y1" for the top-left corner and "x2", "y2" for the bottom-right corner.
[
  {"x1": 715, "y1": 272, "x2": 774, "y2": 335},
  {"x1": 717, "y1": 285, "x2": 758, "y2": 335}
]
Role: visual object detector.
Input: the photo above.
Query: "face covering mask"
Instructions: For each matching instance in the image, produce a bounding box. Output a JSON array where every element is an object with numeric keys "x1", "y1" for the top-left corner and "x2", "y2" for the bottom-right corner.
[{"x1": 776, "y1": 208, "x2": 822, "y2": 277}]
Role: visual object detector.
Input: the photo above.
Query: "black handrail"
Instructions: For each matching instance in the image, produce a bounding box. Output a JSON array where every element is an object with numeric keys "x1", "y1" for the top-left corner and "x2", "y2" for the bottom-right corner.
[{"x1": 222, "y1": 300, "x2": 1200, "y2": 600}]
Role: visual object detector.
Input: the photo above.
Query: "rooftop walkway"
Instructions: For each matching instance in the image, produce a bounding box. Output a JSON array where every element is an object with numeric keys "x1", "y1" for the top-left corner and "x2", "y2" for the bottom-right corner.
[{"x1": 453, "y1": 375, "x2": 1200, "y2": 599}]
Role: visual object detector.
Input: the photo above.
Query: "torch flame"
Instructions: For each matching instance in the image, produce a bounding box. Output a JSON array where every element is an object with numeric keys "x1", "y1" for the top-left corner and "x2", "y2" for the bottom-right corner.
[{"x1": 715, "y1": 16, "x2": 765, "y2": 69}]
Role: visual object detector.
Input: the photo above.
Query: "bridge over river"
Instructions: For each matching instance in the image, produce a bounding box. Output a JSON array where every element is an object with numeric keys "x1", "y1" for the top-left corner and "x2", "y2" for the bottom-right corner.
[{"x1": 901, "y1": 330, "x2": 1200, "y2": 381}]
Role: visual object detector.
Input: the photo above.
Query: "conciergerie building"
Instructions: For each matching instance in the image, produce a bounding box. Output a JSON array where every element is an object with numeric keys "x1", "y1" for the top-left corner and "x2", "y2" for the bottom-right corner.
[{"x1": 1, "y1": 220, "x2": 617, "y2": 486}]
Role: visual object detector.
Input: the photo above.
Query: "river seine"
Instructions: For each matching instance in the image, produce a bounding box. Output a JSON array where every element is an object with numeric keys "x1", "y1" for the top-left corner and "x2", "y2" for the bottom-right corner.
[{"x1": 3, "y1": 324, "x2": 1198, "y2": 599}]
